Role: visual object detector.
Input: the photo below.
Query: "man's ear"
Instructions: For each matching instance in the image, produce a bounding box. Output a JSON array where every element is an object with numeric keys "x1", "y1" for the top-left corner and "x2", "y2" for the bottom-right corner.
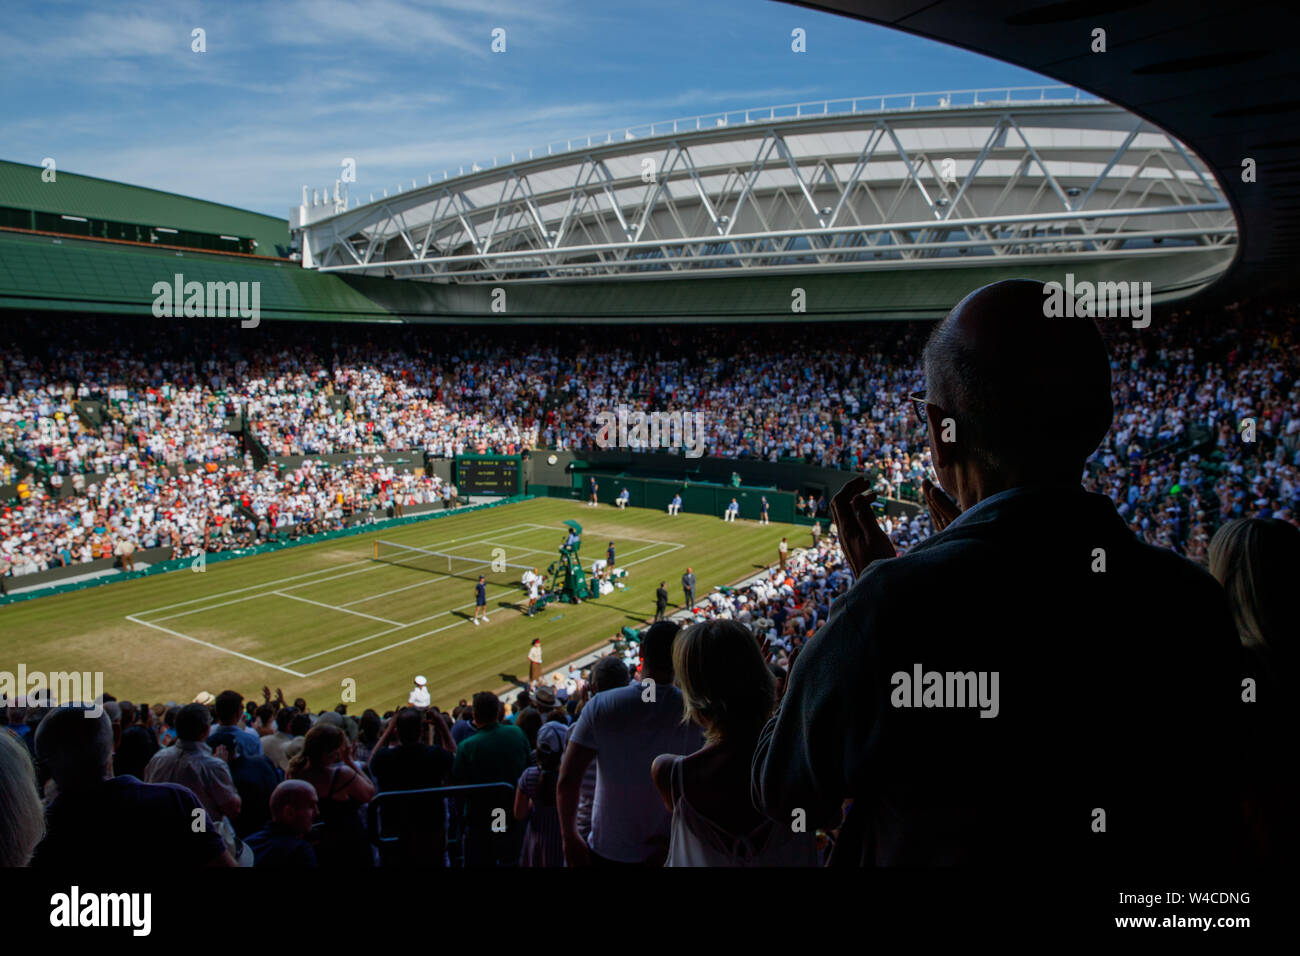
[{"x1": 926, "y1": 403, "x2": 958, "y2": 470}]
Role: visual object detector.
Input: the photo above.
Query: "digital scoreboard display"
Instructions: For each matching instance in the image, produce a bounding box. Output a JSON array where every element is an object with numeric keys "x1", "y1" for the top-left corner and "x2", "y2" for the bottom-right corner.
[{"x1": 454, "y1": 455, "x2": 522, "y2": 496}]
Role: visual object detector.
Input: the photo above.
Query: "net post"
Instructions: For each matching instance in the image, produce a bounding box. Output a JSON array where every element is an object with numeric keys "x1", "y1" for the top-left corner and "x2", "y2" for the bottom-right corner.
[{"x1": 373, "y1": 541, "x2": 378, "y2": 559}]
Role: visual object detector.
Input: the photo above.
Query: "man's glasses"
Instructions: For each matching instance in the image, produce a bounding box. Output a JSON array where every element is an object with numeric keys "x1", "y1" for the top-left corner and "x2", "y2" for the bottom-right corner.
[{"x1": 908, "y1": 391, "x2": 930, "y2": 424}]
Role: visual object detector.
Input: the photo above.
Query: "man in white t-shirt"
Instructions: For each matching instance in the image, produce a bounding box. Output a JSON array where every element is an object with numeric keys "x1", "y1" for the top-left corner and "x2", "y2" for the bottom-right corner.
[
  {"x1": 408, "y1": 676, "x2": 431, "y2": 709},
  {"x1": 557, "y1": 621, "x2": 703, "y2": 866}
]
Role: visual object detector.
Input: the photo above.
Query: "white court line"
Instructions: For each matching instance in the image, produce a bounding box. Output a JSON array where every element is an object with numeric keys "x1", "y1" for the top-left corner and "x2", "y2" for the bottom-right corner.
[
  {"x1": 131, "y1": 559, "x2": 374, "y2": 617},
  {"x1": 133, "y1": 523, "x2": 532, "y2": 622},
  {"x1": 603, "y1": 542, "x2": 659, "y2": 562},
  {"x1": 148, "y1": 564, "x2": 388, "y2": 623},
  {"x1": 299, "y1": 618, "x2": 471, "y2": 677},
  {"x1": 519, "y1": 522, "x2": 681, "y2": 549},
  {"x1": 135, "y1": 526, "x2": 546, "y2": 666},
  {"x1": 283, "y1": 532, "x2": 568, "y2": 664},
  {"x1": 124, "y1": 509, "x2": 683, "y2": 678},
  {"x1": 273, "y1": 591, "x2": 406, "y2": 626},
  {"x1": 292, "y1": 541, "x2": 684, "y2": 673},
  {"x1": 125, "y1": 614, "x2": 307, "y2": 678},
  {"x1": 279, "y1": 621, "x2": 410, "y2": 666},
  {"x1": 338, "y1": 541, "x2": 660, "y2": 616},
  {"x1": 339, "y1": 537, "x2": 555, "y2": 608},
  {"x1": 281, "y1": 582, "x2": 521, "y2": 667},
  {"x1": 337, "y1": 576, "x2": 443, "y2": 606},
  {"x1": 336, "y1": 545, "x2": 549, "y2": 607},
  {"x1": 623, "y1": 543, "x2": 684, "y2": 565}
]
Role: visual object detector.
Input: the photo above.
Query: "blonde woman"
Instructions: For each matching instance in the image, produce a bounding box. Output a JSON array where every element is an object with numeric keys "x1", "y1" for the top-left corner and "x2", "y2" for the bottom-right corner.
[
  {"x1": 287, "y1": 723, "x2": 376, "y2": 867},
  {"x1": 652, "y1": 619, "x2": 817, "y2": 866},
  {"x1": 0, "y1": 730, "x2": 45, "y2": 866},
  {"x1": 1208, "y1": 516, "x2": 1300, "y2": 861},
  {"x1": 1208, "y1": 517, "x2": 1299, "y2": 680}
]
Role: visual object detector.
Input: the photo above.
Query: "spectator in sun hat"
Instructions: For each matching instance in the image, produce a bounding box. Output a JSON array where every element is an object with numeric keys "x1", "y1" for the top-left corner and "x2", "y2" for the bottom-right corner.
[
  {"x1": 515, "y1": 720, "x2": 568, "y2": 866},
  {"x1": 193, "y1": 691, "x2": 216, "y2": 708},
  {"x1": 408, "y1": 676, "x2": 431, "y2": 709}
]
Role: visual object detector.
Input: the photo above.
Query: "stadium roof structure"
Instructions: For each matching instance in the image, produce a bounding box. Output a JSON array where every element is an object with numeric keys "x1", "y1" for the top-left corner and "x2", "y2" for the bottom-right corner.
[
  {"x1": 292, "y1": 88, "x2": 1235, "y2": 318},
  {"x1": 0, "y1": 159, "x2": 398, "y2": 322},
  {"x1": 0, "y1": 160, "x2": 289, "y2": 256},
  {"x1": 4, "y1": 0, "x2": 1287, "y2": 324},
  {"x1": 0, "y1": 230, "x2": 392, "y2": 322},
  {"x1": 792, "y1": 0, "x2": 1300, "y2": 300}
]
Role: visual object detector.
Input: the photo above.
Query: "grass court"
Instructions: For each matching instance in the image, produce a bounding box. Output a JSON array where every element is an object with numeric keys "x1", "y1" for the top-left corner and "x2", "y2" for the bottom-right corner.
[{"x1": 2, "y1": 498, "x2": 800, "y2": 711}]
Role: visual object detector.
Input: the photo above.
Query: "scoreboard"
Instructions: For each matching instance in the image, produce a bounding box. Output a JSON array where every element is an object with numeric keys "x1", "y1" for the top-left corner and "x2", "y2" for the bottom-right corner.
[{"x1": 454, "y1": 454, "x2": 522, "y2": 496}]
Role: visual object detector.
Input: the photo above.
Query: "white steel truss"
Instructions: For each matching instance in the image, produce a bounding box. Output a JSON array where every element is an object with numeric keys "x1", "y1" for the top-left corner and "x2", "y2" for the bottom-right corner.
[{"x1": 294, "y1": 98, "x2": 1235, "y2": 283}]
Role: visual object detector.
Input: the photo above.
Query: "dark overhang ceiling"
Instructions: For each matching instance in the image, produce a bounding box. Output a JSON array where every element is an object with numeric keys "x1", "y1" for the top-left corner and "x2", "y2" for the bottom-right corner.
[{"x1": 783, "y1": 0, "x2": 1300, "y2": 299}]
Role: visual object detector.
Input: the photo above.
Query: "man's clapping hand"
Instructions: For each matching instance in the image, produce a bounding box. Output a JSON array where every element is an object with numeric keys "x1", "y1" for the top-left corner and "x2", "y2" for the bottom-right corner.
[
  {"x1": 831, "y1": 476, "x2": 897, "y2": 577},
  {"x1": 921, "y1": 478, "x2": 961, "y2": 531},
  {"x1": 832, "y1": 475, "x2": 962, "y2": 578}
]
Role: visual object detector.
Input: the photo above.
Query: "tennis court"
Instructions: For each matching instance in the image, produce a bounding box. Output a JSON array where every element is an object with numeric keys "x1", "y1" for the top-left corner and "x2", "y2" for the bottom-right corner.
[
  {"x1": 3, "y1": 497, "x2": 793, "y2": 709},
  {"x1": 124, "y1": 521, "x2": 681, "y2": 679}
]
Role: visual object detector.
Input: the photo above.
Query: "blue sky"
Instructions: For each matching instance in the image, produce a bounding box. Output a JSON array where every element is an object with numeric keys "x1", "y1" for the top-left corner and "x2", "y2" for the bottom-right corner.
[{"x1": 1, "y1": 0, "x2": 1054, "y2": 217}]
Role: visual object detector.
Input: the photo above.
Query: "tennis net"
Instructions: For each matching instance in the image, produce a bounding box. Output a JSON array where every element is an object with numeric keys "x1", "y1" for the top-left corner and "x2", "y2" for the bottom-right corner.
[{"x1": 372, "y1": 539, "x2": 541, "y2": 589}]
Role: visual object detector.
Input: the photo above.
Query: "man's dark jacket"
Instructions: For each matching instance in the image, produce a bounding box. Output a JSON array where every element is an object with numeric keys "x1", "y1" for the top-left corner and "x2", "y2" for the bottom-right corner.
[{"x1": 752, "y1": 485, "x2": 1248, "y2": 866}]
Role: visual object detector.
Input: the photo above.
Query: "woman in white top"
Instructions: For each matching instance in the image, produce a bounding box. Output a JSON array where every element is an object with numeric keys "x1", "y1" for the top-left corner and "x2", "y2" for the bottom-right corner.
[
  {"x1": 651, "y1": 619, "x2": 819, "y2": 867},
  {"x1": 528, "y1": 639, "x2": 543, "y2": 682}
]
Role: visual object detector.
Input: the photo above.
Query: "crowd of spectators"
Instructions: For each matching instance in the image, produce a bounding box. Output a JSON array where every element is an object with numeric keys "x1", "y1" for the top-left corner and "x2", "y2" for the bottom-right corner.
[
  {"x1": 3, "y1": 302, "x2": 1298, "y2": 583},
  {"x1": 3, "y1": 285, "x2": 1294, "y2": 872},
  {"x1": 1, "y1": 348, "x2": 244, "y2": 471},
  {"x1": 1, "y1": 457, "x2": 458, "y2": 579},
  {"x1": 680, "y1": 534, "x2": 854, "y2": 676},
  {"x1": 9, "y1": 481, "x2": 1285, "y2": 870},
  {"x1": 0, "y1": 673, "x2": 706, "y2": 869}
]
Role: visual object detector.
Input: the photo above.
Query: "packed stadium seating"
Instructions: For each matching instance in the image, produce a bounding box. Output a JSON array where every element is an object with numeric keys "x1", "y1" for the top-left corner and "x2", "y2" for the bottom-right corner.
[{"x1": 3, "y1": 302, "x2": 1297, "y2": 580}]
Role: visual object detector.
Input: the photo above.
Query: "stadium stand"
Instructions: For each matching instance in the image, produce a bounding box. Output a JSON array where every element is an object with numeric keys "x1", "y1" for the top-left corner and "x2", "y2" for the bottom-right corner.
[
  {"x1": 3, "y1": 303, "x2": 1297, "y2": 581},
  {"x1": 2, "y1": 0, "x2": 1297, "y2": 883}
]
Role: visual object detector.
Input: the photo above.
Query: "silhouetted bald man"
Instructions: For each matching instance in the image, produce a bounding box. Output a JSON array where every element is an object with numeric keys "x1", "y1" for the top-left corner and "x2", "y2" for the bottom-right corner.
[
  {"x1": 31, "y1": 705, "x2": 234, "y2": 868},
  {"x1": 752, "y1": 279, "x2": 1247, "y2": 867}
]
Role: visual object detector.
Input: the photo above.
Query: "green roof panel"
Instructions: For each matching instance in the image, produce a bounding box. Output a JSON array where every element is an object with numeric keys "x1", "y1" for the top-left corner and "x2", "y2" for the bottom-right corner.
[
  {"x1": 0, "y1": 159, "x2": 287, "y2": 255},
  {"x1": 0, "y1": 231, "x2": 390, "y2": 321}
]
